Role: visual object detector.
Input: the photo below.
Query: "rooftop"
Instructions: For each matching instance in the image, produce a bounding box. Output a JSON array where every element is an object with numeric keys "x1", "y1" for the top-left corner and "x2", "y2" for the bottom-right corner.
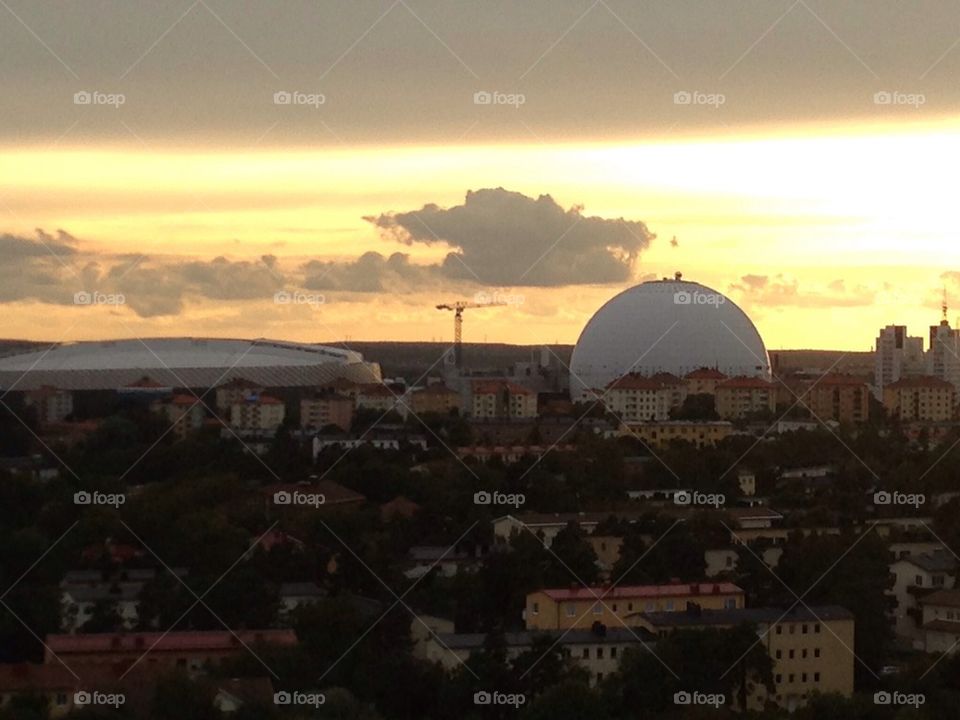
[
  {"x1": 46, "y1": 630, "x2": 297, "y2": 654},
  {"x1": 537, "y1": 582, "x2": 743, "y2": 602},
  {"x1": 922, "y1": 588, "x2": 960, "y2": 609}
]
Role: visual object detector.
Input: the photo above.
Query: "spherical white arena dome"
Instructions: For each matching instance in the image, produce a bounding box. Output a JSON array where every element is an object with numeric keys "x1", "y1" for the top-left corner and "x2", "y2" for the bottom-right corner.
[{"x1": 570, "y1": 276, "x2": 770, "y2": 399}]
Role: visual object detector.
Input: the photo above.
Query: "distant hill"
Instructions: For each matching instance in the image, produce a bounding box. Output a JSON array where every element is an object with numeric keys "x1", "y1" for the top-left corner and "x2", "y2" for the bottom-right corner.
[
  {"x1": 0, "y1": 340, "x2": 44, "y2": 358},
  {"x1": 340, "y1": 341, "x2": 573, "y2": 379}
]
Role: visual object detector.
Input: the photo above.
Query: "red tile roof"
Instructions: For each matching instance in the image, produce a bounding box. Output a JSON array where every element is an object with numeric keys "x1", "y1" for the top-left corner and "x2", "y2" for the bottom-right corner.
[
  {"x1": 717, "y1": 376, "x2": 777, "y2": 390},
  {"x1": 813, "y1": 373, "x2": 870, "y2": 387},
  {"x1": 539, "y1": 582, "x2": 743, "y2": 602},
  {"x1": 46, "y1": 630, "x2": 296, "y2": 655},
  {"x1": 606, "y1": 374, "x2": 670, "y2": 391},
  {"x1": 0, "y1": 663, "x2": 77, "y2": 692},
  {"x1": 472, "y1": 380, "x2": 535, "y2": 395},
  {"x1": 684, "y1": 368, "x2": 728, "y2": 380},
  {"x1": 414, "y1": 384, "x2": 459, "y2": 396}
]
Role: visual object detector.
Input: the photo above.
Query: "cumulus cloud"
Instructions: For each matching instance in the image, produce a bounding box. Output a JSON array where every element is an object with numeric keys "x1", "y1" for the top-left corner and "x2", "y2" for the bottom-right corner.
[
  {"x1": 0, "y1": 230, "x2": 285, "y2": 317},
  {"x1": 3, "y1": 190, "x2": 655, "y2": 316},
  {"x1": 366, "y1": 188, "x2": 654, "y2": 286},
  {"x1": 729, "y1": 274, "x2": 876, "y2": 308}
]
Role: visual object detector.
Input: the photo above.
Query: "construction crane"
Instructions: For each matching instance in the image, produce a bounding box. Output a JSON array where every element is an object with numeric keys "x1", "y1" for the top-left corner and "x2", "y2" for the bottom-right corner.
[{"x1": 436, "y1": 299, "x2": 506, "y2": 369}]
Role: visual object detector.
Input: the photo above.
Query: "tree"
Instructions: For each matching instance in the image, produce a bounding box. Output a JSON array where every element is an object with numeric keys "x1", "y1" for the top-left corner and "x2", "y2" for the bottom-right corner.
[{"x1": 544, "y1": 523, "x2": 599, "y2": 586}]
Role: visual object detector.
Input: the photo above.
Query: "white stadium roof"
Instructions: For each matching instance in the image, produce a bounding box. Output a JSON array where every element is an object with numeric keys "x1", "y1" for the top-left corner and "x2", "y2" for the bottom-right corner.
[
  {"x1": 0, "y1": 338, "x2": 380, "y2": 391},
  {"x1": 570, "y1": 277, "x2": 770, "y2": 398}
]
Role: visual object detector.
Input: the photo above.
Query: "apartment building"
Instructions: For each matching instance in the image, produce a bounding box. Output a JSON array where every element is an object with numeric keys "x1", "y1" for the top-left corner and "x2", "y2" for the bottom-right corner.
[
  {"x1": 637, "y1": 605, "x2": 855, "y2": 712},
  {"x1": 152, "y1": 394, "x2": 206, "y2": 439},
  {"x1": 409, "y1": 383, "x2": 462, "y2": 415},
  {"x1": 23, "y1": 386, "x2": 74, "y2": 425},
  {"x1": 300, "y1": 392, "x2": 354, "y2": 432},
  {"x1": 228, "y1": 394, "x2": 286, "y2": 433},
  {"x1": 470, "y1": 380, "x2": 538, "y2": 419},
  {"x1": 800, "y1": 374, "x2": 870, "y2": 424},
  {"x1": 524, "y1": 582, "x2": 745, "y2": 631},
  {"x1": 44, "y1": 630, "x2": 296, "y2": 672},
  {"x1": 920, "y1": 589, "x2": 960, "y2": 654},
  {"x1": 619, "y1": 420, "x2": 734, "y2": 449},
  {"x1": 883, "y1": 376, "x2": 956, "y2": 422},
  {"x1": 715, "y1": 377, "x2": 778, "y2": 419},
  {"x1": 888, "y1": 550, "x2": 957, "y2": 647},
  {"x1": 683, "y1": 367, "x2": 729, "y2": 396},
  {"x1": 603, "y1": 374, "x2": 683, "y2": 422},
  {"x1": 418, "y1": 626, "x2": 649, "y2": 686}
]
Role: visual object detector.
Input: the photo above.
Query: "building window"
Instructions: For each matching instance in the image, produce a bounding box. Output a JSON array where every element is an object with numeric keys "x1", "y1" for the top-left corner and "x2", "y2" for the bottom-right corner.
[
  {"x1": 593, "y1": 604, "x2": 603, "y2": 615},
  {"x1": 532, "y1": 602, "x2": 539, "y2": 614},
  {"x1": 775, "y1": 625, "x2": 782, "y2": 635},
  {"x1": 789, "y1": 624, "x2": 795, "y2": 634},
  {"x1": 611, "y1": 646, "x2": 617, "y2": 658},
  {"x1": 775, "y1": 649, "x2": 782, "y2": 659},
  {"x1": 56, "y1": 693, "x2": 67, "y2": 705},
  {"x1": 802, "y1": 649, "x2": 808, "y2": 659},
  {"x1": 775, "y1": 674, "x2": 782, "y2": 684},
  {"x1": 789, "y1": 649, "x2": 794, "y2": 659},
  {"x1": 582, "y1": 648, "x2": 589, "y2": 659},
  {"x1": 814, "y1": 673, "x2": 820, "y2": 683},
  {"x1": 567, "y1": 605, "x2": 576, "y2": 617},
  {"x1": 802, "y1": 673, "x2": 808, "y2": 683},
  {"x1": 665, "y1": 600, "x2": 674, "y2": 611},
  {"x1": 789, "y1": 674, "x2": 795, "y2": 683},
  {"x1": 814, "y1": 623, "x2": 820, "y2": 634},
  {"x1": 802, "y1": 624, "x2": 808, "y2": 634},
  {"x1": 597, "y1": 647, "x2": 604, "y2": 659},
  {"x1": 814, "y1": 648, "x2": 820, "y2": 658}
]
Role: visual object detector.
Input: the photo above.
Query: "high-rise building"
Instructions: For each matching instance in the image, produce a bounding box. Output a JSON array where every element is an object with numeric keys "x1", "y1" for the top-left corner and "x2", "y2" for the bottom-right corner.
[
  {"x1": 875, "y1": 325, "x2": 925, "y2": 395},
  {"x1": 927, "y1": 295, "x2": 960, "y2": 389}
]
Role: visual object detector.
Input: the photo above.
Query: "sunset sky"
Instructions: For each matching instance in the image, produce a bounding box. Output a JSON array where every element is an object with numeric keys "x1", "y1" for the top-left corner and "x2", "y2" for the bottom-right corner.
[{"x1": 3, "y1": 0, "x2": 960, "y2": 352}]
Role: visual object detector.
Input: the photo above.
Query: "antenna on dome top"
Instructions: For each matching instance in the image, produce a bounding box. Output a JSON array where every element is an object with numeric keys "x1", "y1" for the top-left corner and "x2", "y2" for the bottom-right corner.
[{"x1": 675, "y1": 271, "x2": 683, "y2": 282}]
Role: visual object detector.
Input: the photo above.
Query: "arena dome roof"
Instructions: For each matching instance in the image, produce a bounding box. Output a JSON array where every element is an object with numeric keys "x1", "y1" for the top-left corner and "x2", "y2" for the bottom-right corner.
[
  {"x1": 0, "y1": 338, "x2": 381, "y2": 391},
  {"x1": 570, "y1": 276, "x2": 770, "y2": 399}
]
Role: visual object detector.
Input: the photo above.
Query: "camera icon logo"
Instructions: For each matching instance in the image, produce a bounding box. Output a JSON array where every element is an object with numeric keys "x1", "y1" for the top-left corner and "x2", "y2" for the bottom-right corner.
[
  {"x1": 874, "y1": 691, "x2": 891, "y2": 705},
  {"x1": 674, "y1": 691, "x2": 692, "y2": 705},
  {"x1": 274, "y1": 691, "x2": 292, "y2": 705},
  {"x1": 874, "y1": 91, "x2": 892, "y2": 105},
  {"x1": 274, "y1": 491, "x2": 292, "y2": 505},
  {"x1": 473, "y1": 691, "x2": 492, "y2": 705},
  {"x1": 74, "y1": 291, "x2": 92, "y2": 305},
  {"x1": 74, "y1": 691, "x2": 91, "y2": 706},
  {"x1": 873, "y1": 491, "x2": 892, "y2": 505},
  {"x1": 673, "y1": 291, "x2": 692, "y2": 305},
  {"x1": 74, "y1": 491, "x2": 92, "y2": 505},
  {"x1": 274, "y1": 290, "x2": 292, "y2": 304},
  {"x1": 673, "y1": 91, "x2": 692, "y2": 105},
  {"x1": 74, "y1": 91, "x2": 92, "y2": 105},
  {"x1": 273, "y1": 91, "x2": 292, "y2": 105},
  {"x1": 473, "y1": 91, "x2": 492, "y2": 105},
  {"x1": 674, "y1": 490, "x2": 691, "y2": 506},
  {"x1": 473, "y1": 491, "x2": 492, "y2": 505}
]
